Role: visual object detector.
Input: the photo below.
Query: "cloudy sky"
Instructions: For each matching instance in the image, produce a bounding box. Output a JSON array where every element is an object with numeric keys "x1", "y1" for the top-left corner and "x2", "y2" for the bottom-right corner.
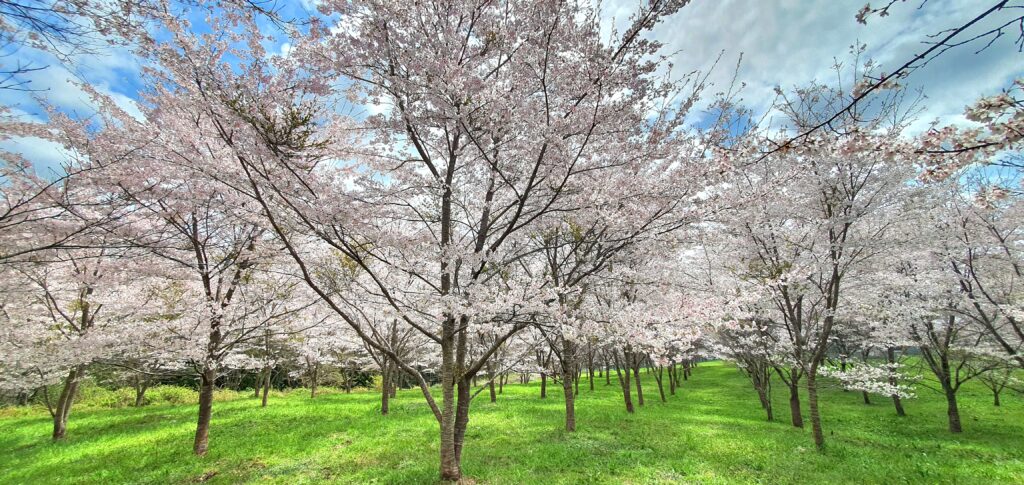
[{"x1": 3, "y1": 0, "x2": 1022, "y2": 172}]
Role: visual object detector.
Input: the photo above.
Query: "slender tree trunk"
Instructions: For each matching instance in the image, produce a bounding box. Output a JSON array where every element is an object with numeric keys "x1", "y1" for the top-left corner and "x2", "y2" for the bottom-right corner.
[
  {"x1": 807, "y1": 371, "x2": 825, "y2": 449},
  {"x1": 488, "y1": 364, "x2": 497, "y2": 403},
  {"x1": 261, "y1": 365, "x2": 271, "y2": 408},
  {"x1": 886, "y1": 348, "x2": 905, "y2": 416},
  {"x1": 605, "y1": 361, "x2": 611, "y2": 385},
  {"x1": 653, "y1": 365, "x2": 667, "y2": 402},
  {"x1": 862, "y1": 391, "x2": 871, "y2": 405},
  {"x1": 993, "y1": 389, "x2": 1001, "y2": 407},
  {"x1": 757, "y1": 387, "x2": 773, "y2": 421},
  {"x1": 310, "y1": 363, "x2": 319, "y2": 399},
  {"x1": 52, "y1": 364, "x2": 86, "y2": 440},
  {"x1": 588, "y1": 353, "x2": 595, "y2": 391},
  {"x1": 632, "y1": 360, "x2": 645, "y2": 407},
  {"x1": 193, "y1": 366, "x2": 216, "y2": 455},
  {"x1": 613, "y1": 352, "x2": 634, "y2": 413},
  {"x1": 540, "y1": 373, "x2": 547, "y2": 399},
  {"x1": 381, "y1": 363, "x2": 391, "y2": 415}
]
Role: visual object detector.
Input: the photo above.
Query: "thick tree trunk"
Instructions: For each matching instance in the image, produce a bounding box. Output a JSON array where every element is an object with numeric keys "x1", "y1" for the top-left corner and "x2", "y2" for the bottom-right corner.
[
  {"x1": 993, "y1": 389, "x2": 1001, "y2": 407},
  {"x1": 807, "y1": 372, "x2": 825, "y2": 449},
  {"x1": 562, "y1": 369, "x2": 576, "y2": 431},
  {"x1": 788, "y1": 369, "x2": 803, "y2": 428},
  {"x1": 862, "y1": 391, "x2": 871, "y2": 405},
  {"x1": 944, "y1": 385, "x2": 962, "y2": 433},
  {"x1": 193, "y1": 366, "x2": 216, "y2": 455},
  {"x1": 52, "y1": 365, "x2": 86, "y2": 440}
]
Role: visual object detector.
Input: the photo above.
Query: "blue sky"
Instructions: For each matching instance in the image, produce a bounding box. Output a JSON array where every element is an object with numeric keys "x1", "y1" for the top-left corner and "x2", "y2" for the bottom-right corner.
[{"x1": 2, "y1": 0, "x2": 1022, "y2": 174}]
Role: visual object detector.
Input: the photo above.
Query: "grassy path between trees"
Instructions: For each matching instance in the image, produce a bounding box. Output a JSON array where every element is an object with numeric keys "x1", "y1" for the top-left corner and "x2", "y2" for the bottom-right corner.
[{"x1": 1, "y1": 361, "x2": 1021, "y2": 484}]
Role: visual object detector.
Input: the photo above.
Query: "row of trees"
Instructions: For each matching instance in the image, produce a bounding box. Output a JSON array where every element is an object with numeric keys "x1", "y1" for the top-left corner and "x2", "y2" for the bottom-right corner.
[{"x1": 1, "y1": 0, "x2": 1022, "y2": 481}]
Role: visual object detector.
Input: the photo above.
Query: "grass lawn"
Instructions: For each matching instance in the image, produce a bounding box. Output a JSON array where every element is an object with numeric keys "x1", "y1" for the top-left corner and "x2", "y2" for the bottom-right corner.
[{"x1": 1, "y1": 361, "x2": 1021, "y2": 484}]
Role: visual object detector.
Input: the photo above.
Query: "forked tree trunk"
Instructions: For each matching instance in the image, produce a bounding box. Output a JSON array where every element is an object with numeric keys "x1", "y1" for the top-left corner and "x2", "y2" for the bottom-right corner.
[
  {"x1": 52, "y1": 364, "x2": 86, "y2": 440},
  {"x1": 631, "y1": 360, "x2": 644, "y2": 407},
  {"x1": 135, "y1": 383, "x2": 148, "y2": 407},
  {"x1": 653, "y1": 365, "x2": 667, "y2": 403},
  {"x1": 193, "y1": 366, "x2": 216, "y2": 455},
  {"x1": 993, "y1": 389, "x2": 1001, "y2": 407}
]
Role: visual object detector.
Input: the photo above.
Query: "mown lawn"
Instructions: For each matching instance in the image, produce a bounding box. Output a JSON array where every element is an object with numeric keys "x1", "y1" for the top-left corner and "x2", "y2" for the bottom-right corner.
[{"x1": 1, "y1": 361, "x2": 1021, "y2": 484}]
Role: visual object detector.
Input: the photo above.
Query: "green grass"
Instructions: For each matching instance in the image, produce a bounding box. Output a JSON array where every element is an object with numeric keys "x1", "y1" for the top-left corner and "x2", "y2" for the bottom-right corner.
[{"x1": 1, "y1": 361, "x2": 1021, "y2": 484}]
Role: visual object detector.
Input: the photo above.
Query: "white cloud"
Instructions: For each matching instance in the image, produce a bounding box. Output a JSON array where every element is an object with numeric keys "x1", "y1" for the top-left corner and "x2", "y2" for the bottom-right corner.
[{"x1": 604, "y1": 0, "x2": 1024, "y2": 134}]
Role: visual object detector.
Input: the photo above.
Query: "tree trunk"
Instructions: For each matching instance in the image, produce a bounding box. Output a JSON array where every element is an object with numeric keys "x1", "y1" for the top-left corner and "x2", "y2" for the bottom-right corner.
[
  {"x1": 631, "y1": 361, "x2": 644, "y2": 407},
  {"x1": 613, "y1": 353, "x2": 634, "y2": 413},
  {"x1": 993, "y1": 389, "x2": 1001, "y2": 407},
  {"x1": 193, "y1": 366, "x2": 216, "y2": 455},
  {"x1": 944, "y1": 385, "x2": 962, "y2": 433},
  {"x1": 439, "y1": 344, "x2": 459, "y2": 481},
  {"x1": 807, "y1": 371, "x2": 825, "y2": 449},
  {"x1": 668, "y1": 360, "x2": 677, "y2": 396},
  {"x1": 310, "y1": 363, "x2": 319, "y2": 399},
  {"x1": 540, "y1": 373, "x2": 547, "y2": 399},
  {"x1": 757, "y1": 386, "x2": 773, "y2": 421},
  {"x1": 261, "y1": 365, "x2": 271, "y2": 407},
  {"x1": 135, "y1": 382, "x2": 148, "y2": 407},
  {"x1": 886, "y1": 348, "x2": 905, "y2": 416},
  {"x1": 862, "y1": 391, "x2": 871, "y2": 405},
  {"x1": 381, "y1": 364, "x2": 391, "y2": 415},
  {"x1": 52, "y1": 364, "x2": 86, "y2": 440},
  {"x1": 788, "y1": 369, "x2": 803, "y2": 428},
  {"x1": 653, "y1": 365, "x2": 667, "y2": 402},
  {"x1": 588, "y1": 354, "x2": 595, "y2": 391},
  {"x1": 562, "y1": 367, "x2": 576, "y2": 431}
]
